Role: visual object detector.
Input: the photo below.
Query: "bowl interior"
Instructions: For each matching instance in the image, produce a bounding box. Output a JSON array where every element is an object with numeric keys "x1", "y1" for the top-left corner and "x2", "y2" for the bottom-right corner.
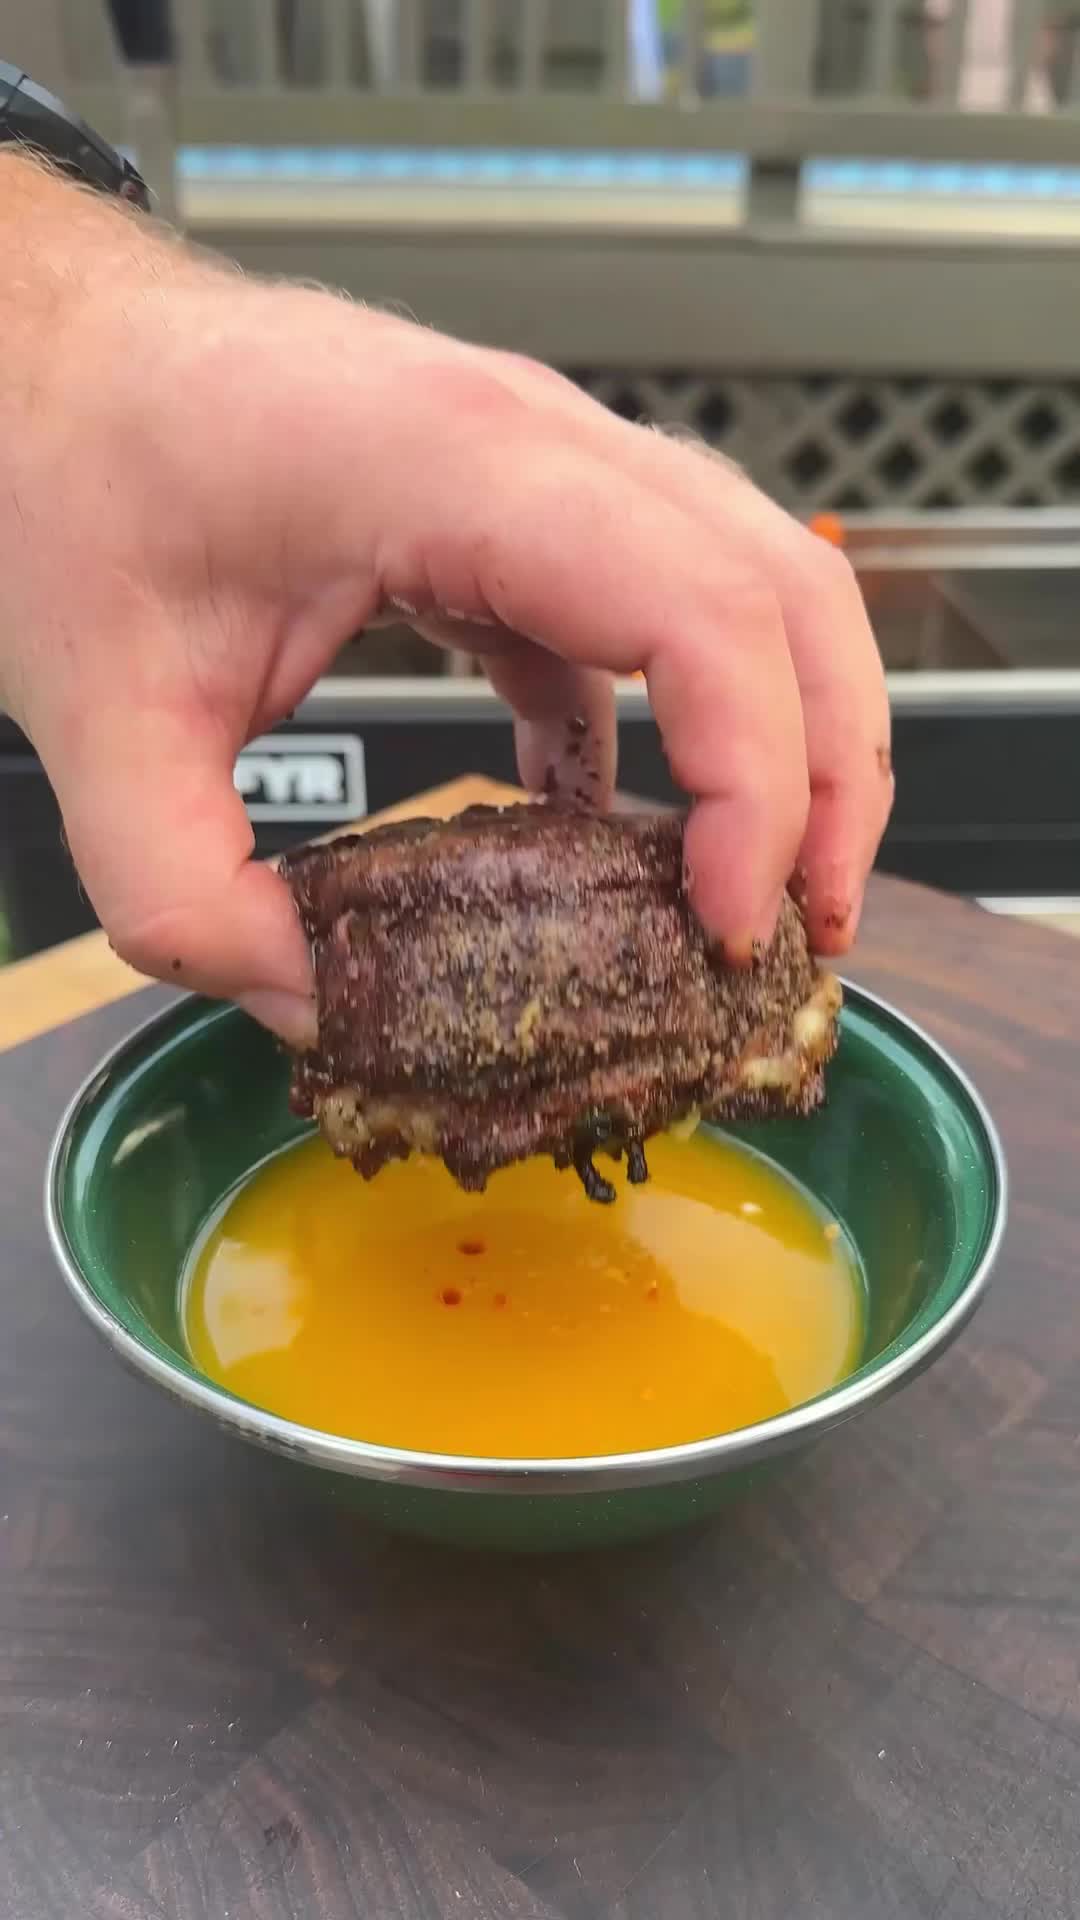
[{"x1": 51, "y1": 988, "x2": 1001, "y2": 1456}]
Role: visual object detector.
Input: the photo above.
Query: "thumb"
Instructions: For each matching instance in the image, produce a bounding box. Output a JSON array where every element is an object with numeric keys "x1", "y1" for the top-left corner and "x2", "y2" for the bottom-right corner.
[{"x1": 33, "y1": 692, "x2": 316, "y2": 1047}]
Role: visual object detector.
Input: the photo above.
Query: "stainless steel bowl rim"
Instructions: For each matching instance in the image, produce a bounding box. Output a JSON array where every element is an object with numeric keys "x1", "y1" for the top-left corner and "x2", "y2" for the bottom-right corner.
[{"x1": 44, "y1": 982, "x2": 1008, "y2": 1498}]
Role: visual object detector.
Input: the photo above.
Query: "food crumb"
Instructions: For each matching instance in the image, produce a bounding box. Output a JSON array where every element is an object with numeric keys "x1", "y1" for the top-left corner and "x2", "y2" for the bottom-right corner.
[
  {"x1": 824, "y1": 1222, "x2": 840, "y2": 1243},
  {"x1": 514, "y1": 998, "x2": 541, "y2": 1053}
]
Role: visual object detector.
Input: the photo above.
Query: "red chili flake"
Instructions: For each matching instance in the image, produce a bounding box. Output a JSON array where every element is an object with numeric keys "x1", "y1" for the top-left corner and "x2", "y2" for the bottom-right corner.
[
  {"x1": 440, "y1": 1287, "x2": 463, "y2": 1308},
  {"x1": 645, "y1": 1283, "x2": 660, "y2": 1303},
  {"x1": 458, "y1": 1239, "x2": 485, "y2": 1257},
  {"x1": 493, "y1": 1293, "x2": 508, "y2": 1310}
]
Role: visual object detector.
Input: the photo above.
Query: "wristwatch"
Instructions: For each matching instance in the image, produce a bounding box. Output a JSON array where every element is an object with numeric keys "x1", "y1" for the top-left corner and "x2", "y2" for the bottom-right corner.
[{"x1": 0, "y1": 59, "x2": 150, "y2": 210}]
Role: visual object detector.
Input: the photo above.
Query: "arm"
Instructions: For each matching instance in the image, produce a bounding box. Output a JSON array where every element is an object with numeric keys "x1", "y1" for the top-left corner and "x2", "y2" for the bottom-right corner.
[{"x1": 0, "y1": 149, "x2": 893, "y2": 1043}]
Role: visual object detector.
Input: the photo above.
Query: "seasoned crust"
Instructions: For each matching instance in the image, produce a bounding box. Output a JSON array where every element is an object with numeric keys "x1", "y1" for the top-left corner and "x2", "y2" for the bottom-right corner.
[{"x1": 281, "y1": 804, "x2": 842, "y2": 1202}]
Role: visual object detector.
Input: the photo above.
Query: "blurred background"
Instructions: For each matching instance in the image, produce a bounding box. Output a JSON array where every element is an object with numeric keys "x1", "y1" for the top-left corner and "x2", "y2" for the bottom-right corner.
[{"x1": 5, "y1": 0, "x2": 1080, "y2": 963}]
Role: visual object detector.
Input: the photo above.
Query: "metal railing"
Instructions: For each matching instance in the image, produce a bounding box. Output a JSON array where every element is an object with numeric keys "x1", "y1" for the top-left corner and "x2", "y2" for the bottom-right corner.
[
  {"x1": 112, "y1": 1, "x2": 1080, "y2": 111},
  {"x1": 156, "y1": 0, "x2": 1080, "y2": 182},
  {"x1": 13, "y1": 4, "x2": 1080, "y2": 129},
  {"x1": 9, "y1": 3, "x2": 1080, "y2": 213}
]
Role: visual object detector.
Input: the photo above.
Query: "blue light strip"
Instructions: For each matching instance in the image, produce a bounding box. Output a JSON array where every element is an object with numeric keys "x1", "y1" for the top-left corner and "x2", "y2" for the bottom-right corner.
[
  {"x1": 175, "y1": 145, "x2": 1080, "y2": 201},
  {"x1": 810, "y1": 158, "x2": 1080, "y2": 198},
  {"x1": 176, "y1": 145, "x2": 744, "y2": 187}
]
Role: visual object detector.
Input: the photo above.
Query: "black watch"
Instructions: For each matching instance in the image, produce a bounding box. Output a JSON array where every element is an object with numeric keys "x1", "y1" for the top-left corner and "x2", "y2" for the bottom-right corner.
[{"x1": 0, "y1": 59, "x2": 150, "y2": 210}]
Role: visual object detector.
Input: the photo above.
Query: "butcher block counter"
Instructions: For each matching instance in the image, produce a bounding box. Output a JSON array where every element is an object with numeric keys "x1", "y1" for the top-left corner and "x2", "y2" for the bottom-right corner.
[{"x1": 3, "y1": 773, "x2": 1080, "y2": 1919}]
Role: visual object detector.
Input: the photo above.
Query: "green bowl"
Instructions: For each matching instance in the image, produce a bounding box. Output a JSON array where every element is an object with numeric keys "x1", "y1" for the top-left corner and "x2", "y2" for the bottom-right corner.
[{"x1": 45, "y1": 985, "x2": 1006, "y2": 1552}]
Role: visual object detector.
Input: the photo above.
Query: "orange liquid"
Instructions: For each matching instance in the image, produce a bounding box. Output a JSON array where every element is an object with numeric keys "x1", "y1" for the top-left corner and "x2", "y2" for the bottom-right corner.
[{"x1": 183, "y1": 1131, "x2": 862, "y2": 1458}]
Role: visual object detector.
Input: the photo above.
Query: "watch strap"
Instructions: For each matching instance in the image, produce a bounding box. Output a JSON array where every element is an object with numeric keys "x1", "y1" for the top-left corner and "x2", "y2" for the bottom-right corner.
[{"x1": 0, "y1": 59, "x2": 150, "y2": 210}]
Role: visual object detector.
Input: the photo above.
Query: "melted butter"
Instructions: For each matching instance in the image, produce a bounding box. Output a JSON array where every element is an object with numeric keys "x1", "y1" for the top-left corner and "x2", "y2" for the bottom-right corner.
[{"x1": 183, "y1": 1132, "x2": 863, "y2": 1458}]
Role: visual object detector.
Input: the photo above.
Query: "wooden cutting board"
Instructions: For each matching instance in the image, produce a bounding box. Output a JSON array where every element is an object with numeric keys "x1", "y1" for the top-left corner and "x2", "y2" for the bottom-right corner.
[{"x1": 5, "y1": 807, "x2": 1080, "y2": 1917}]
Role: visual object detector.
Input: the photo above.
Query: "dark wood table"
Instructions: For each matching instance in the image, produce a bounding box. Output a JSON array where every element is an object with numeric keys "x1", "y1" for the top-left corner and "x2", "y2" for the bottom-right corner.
[{"x1": 2, "y1": 832, "x2": 1078, "y2": 1919}]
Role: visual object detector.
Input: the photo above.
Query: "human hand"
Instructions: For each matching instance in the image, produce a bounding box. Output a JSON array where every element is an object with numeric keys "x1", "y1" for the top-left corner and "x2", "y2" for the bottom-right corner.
[{"x1": 0, "y1": 156, "x2": 892, "y2": 1047}]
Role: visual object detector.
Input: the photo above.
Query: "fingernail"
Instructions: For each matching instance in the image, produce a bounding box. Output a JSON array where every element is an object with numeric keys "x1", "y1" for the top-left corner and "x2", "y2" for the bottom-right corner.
[
  {"x1": 237, "y1": 990, "x2": 318, "y2": 1050},
  {"x1": 842, "y1": 878, "x2": 867, "y2": 941},
  {"x1": 724, "y1": 893, "x2": 784, "y2": 968},
  {"x1": 517, "y1": 719, "x2": 568, "y2": 797},
  {"x1": 812, "y1": 875, "x2": 864, "y2": 954},
  {"x1": 517, "y1": 717, "x2": 603, "y2": 811}
]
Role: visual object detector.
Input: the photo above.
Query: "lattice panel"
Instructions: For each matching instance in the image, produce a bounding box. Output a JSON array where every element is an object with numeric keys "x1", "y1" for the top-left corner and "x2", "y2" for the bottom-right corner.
[{"x1": 569, "y1": 371, "x2": 1080, "y2": 510}]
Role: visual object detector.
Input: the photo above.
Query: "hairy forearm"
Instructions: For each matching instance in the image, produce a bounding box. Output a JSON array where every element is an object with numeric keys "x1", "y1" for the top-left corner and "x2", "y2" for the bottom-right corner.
[
  {"x1": 2, "y1": 155, "x2": 132, "y2": 710},
  {"x1": 0, "y1": 148, "x2": 227, "y2": 392},
  {"x1": 2, "y1": 150, "x2": 160, "y2": 362},
  {"x1": 0, "y1": 150, "x2": 238, "y2": 716}
]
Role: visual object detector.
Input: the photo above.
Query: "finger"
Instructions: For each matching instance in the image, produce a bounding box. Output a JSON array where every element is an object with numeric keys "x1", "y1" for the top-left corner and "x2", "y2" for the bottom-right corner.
[
  {"x1": 644, "y1": 616, "x2": 808, "y2": 957},
  {"x1": 408, "y1": 608, "x2": 617, "y2": 809},
  {"x1": 33, "y1": 687, "x2": 317, "y2": 1046},
  {"x1": 635, "y1": 443, "x2": 893, "y2": 953},
  {"x1": 380, "y1": 439, "x2": 810, "y2": 955},
  {"x1": 495, "y1": 653, "x2": 615, "y2": 809},
  {"x1": 472, "y1": 350, "x2": 892, "y2": 949}
]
